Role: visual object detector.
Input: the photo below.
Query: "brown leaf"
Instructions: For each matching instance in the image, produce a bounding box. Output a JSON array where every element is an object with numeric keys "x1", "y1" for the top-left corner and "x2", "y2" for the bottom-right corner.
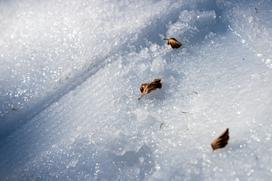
[
  {"x1": 138, "y1": 79, "x2": 162, "y2": 99},
  {"x1": 211, "y1": 128, "x2": 229, "y2": 151},
  {"x1": 164, "y1": 38, "x2": 182, "y2": 49}
]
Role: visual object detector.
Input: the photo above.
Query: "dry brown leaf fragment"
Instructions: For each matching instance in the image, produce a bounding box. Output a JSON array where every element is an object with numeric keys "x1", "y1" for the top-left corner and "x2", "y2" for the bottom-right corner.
[
  {"x1": 211, "y1": 128, "x2": 229, "y2": 151},
  {"x1": 138, "y1": 79, "x2": 162, "y2": 99},
  {"x1": 164, "y1": 38, "x2": 182, "y2": 49}
]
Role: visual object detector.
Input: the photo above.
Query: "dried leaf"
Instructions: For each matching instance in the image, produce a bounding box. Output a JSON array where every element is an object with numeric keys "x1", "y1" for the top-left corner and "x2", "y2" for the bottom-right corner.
[
  {"x1": 138, "y1": 79, "x2": 162, "y2": 99},
  {"x1": 211, "y1": 128, "x2": 229, "y2": 151},
  {"x1": 164, "y1": 38, "x2": 182, "y2": 49}
]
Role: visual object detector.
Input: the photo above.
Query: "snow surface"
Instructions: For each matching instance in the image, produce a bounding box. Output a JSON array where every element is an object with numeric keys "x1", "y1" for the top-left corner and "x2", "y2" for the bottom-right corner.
[{"x1": 0, "y1": 0, "x2": 272, "y2": 180}]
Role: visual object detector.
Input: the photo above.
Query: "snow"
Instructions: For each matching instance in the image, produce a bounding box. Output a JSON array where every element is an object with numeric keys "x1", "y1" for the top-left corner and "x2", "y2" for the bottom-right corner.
[{"x1": 0, "y1": 0, "x2": 272, "y2": 180}]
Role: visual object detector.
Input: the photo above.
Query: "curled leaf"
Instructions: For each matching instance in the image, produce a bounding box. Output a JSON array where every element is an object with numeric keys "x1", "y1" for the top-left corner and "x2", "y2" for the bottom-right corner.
[
  {"x1": 211, "y1": 128, "x2": 229, "y2": 151},
  {"x1": 138, "y1": 79, "x2": 162, "y2": 99},
  {"x1": 164, "y1": 38, "x2": 182, "y2": 49}
]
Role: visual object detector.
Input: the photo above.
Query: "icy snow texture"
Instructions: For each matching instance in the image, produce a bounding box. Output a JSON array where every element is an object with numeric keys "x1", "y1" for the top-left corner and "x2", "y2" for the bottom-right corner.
[
  {"x1": 0, "y1": 0, "x2": 189, "y2": 136},
  {"x1": 0, "y1": 0, "x2": 272, "y2": 180}
]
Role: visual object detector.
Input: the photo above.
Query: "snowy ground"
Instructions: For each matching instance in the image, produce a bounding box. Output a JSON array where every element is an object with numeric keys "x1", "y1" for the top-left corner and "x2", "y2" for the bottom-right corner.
[{"x1": 0, "y1": 0, "x2": 272, "y2": 180}]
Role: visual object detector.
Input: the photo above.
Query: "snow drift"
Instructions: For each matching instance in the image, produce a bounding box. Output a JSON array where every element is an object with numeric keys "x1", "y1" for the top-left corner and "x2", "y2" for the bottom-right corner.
[{"x1": 0, "y1": 0, "x2": 272, "y2": 180}]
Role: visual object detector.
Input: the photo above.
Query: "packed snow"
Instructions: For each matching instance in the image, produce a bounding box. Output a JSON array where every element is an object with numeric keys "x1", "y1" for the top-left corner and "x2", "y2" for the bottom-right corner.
[{"x1": 0, "y1": 0, "x2": 272, "y2": 180}]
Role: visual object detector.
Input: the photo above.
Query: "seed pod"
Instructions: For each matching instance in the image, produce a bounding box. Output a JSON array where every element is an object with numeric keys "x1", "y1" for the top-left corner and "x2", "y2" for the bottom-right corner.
[
  {"x1": 164, "y1": 38, "x2": 182, "y2": 49},
  {"x1": 138, "y1": 79, "x2": 162, "y2": 99},
  {"x1": 211, "y1": 128, "x2": 229, "y2": 151}
]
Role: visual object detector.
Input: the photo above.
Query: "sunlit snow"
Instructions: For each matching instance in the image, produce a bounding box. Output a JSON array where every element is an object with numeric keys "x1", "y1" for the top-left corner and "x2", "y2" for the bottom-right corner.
[{"x1": 0, "y1": 0, "x2": 272, "y2": 180}]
